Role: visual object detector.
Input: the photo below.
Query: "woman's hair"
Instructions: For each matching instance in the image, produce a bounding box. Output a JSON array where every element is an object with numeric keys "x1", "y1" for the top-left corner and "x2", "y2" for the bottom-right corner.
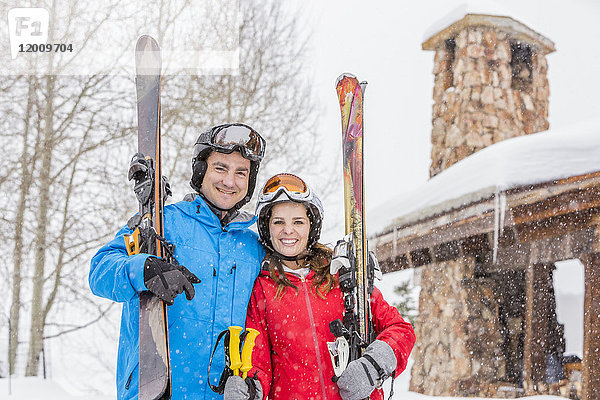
[{"x1": 263, "y1": 242, "x2": 336, "y2": 299}]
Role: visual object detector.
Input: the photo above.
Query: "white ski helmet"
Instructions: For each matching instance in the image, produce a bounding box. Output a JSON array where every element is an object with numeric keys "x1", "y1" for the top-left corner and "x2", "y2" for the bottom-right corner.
[{"x1": 256, "y1": 173, "x2": 324, "y2": 252}]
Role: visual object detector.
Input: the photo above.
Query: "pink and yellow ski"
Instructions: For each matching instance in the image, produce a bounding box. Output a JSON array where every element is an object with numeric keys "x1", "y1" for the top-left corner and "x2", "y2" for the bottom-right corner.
[{"x1": 335, "y1": 73, "x2": 372, "y2": 358}]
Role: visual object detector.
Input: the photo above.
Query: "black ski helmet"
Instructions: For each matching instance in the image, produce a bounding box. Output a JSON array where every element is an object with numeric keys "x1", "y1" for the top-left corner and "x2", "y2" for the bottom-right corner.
[
  {"x1": 190, "y1": 123, "x2": 266, "y2": 212},
  {"x1": 255, "y1": 173, "x2": 324, "y2": 253}
]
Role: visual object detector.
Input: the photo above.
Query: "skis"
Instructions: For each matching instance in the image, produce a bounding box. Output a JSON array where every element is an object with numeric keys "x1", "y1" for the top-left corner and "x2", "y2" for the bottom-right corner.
[
  {"x1": 128, "y1": 35, "x2": 171, "y2": 400},
  {"x1": 338, "y1": 73, "x2": 372, "y2": 350},
  {"x1": 329, "y1": 74, "x2": 375, "y2": 382}
]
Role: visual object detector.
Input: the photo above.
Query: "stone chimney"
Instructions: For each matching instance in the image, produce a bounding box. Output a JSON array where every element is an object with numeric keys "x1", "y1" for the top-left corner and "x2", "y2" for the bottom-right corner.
[{"x1": 423, "y1": 14, "x2": 555, "y2": 177}]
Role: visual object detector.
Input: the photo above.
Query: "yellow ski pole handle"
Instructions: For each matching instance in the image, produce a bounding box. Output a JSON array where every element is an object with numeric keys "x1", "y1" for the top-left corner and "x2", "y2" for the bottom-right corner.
[
  {"x1": 228, "y1": 326, "x2": 243, "y2": 375},
  {"x1": 123, "y1": 228, "x2": 141, "y2": 255},
  {"x1": 240, "y1": 328, "x2": 260, "y2": 379}
]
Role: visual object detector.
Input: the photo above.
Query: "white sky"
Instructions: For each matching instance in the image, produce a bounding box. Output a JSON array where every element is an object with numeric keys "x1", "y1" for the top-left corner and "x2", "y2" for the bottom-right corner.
[{"x1": 299, "y1": 0, "x2": 600, "y2": 242}]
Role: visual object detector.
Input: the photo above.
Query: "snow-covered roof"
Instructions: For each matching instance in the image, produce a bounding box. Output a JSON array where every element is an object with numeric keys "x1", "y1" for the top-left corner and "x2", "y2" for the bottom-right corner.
[
  {"x1": 422, "y1": 7, "x2": 555, "y2": 54},
  {"x1": 423, "y1": 1, "x2": 513, "y2": 42},
  {"x1": 368, "y1": 117, "x2": 600, "y2": 236}
]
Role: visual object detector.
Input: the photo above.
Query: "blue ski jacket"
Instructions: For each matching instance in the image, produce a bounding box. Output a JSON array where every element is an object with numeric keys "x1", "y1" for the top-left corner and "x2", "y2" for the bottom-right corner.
[{"x1": 89, "y1": 195, "x2": 265, "y2": 400}]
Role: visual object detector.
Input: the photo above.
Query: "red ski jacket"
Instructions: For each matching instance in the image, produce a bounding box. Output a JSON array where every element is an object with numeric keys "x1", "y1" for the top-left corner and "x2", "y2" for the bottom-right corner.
[{"x1": 245, "y1": 269, "x2": 415, "y2": 400}]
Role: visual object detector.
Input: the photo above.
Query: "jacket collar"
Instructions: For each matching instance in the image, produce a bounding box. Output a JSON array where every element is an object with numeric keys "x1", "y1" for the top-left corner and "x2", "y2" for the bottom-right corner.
[
  {"x1": 259, "y1": 266, "x2": 316, "y2": 282},
  {"x1": 178, "y1": 194, "x2": 257, "y2": 230}
]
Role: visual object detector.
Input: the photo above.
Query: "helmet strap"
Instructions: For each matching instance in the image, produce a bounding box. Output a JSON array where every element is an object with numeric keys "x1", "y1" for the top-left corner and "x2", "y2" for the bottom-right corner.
[
  {"x1": 274, "y1": 252, "x2": 305, "y2": 262},
  {"x1": 198, "y1": 191, "x2": 229, "y2": 212},
  {"x1": 272, "y1": 246, "x2": 312, "y2": 262},
  {"x1": 197, "y1": 191, "x2": 243, "y2": 227}
]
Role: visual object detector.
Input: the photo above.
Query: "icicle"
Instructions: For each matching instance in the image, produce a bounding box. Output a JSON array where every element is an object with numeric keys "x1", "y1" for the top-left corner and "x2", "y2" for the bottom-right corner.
[
  {"x1": 493, "y1": 188, "x2": 499, "y2": 264},
  {"x1": 492, "y1": 188, "x2": 507, "y2": 264},
  {"x1": 499, "y1": 191, "x2": 507, "y2": 234}
]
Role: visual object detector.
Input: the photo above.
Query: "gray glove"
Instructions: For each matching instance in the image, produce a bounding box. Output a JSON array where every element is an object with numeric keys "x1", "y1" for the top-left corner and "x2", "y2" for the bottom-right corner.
[
  {"x1": 336, "y1": 340, "x2": 397, "y2": 400},
  {"x1": 224, "y1": 375, "x2": 263, "y2": 400}
]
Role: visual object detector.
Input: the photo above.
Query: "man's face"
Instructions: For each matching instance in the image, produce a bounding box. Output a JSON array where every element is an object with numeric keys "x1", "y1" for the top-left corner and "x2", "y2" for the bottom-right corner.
[{"x1": 200, "y1": 151, "x2": 251, "y2": 211}]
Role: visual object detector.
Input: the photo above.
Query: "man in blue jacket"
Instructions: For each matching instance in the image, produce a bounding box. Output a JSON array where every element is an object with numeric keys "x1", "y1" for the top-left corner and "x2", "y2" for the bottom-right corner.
[{"x1": 89, "y1": 123, "x2": 267, "y2": 400}]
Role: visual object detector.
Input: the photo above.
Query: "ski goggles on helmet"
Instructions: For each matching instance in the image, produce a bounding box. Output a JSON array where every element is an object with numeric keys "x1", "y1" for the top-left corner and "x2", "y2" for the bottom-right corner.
[
  {"x1": 194, "y1": 123, "x2": 266, "y2": 162},
  {"x1": 260, "y1": 173, "x2": 313, "y2": 203}
]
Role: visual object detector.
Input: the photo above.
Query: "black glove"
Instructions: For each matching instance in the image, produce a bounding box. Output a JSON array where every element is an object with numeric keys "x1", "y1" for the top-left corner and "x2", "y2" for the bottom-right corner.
[{"x1": 143, "y1": 257, "x2": 201, "y2": 305}]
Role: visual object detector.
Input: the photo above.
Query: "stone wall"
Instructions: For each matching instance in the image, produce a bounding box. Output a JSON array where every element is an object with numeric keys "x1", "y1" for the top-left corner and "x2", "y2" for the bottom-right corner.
[
  {"x1": 430, "y1": 26, "x2": 550, "y2": 177},
  {"x1": 409, "y1": 257, "x2": 506, "y2": 396}
]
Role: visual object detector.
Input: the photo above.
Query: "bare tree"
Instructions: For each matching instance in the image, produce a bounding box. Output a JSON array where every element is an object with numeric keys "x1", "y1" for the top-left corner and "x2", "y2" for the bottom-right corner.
[
  {"x1": 9, "y1": 76, "x2": 40, "y2": 375},
  {"x1": 0, "y1": 0, "x2": 134, "y2": 376},
  {"x1": 1, "y1": 0, "x2": 324, "y2": 379}
]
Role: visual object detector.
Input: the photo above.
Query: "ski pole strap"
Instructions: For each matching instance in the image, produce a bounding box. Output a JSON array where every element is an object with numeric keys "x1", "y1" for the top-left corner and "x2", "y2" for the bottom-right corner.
[
  {"x1": 246, "y1": 376, "x2": 260, "y2": 400},
  {"x1": 388, "y1": 370, "x2": 396, "y2": 400},
  {"x1": 363, "y1": 353, "x2": 388, "y2": 382},
  {"x1": 207, "y1": 329, "x2": 231, "y2": 394}
]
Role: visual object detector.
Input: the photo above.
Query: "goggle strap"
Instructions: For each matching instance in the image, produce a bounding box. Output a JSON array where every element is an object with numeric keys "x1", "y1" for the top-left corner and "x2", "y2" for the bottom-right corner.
[{"x1": 261, "y1": 186, "x2": 312, "y2": 204}]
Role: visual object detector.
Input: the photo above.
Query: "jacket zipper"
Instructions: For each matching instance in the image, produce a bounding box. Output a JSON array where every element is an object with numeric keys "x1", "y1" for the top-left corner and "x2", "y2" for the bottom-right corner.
[
  {"x1": 125, "y1": 370, "x2": 133, "y2": 390},
  {"x1": 230, "y1": 262, "x2": 237, "y2": 325},
  {"x1": 301, "y1": 278, "x2": 328, "y2": 400}
]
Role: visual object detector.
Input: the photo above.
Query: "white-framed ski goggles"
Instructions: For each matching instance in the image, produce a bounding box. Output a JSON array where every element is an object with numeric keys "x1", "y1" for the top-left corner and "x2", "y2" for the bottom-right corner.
[
  {"x1": 260, "y1": 173, "x2": 314, "y2": 203},
  {"x1": 194, "y1": 123, "x2": 266, "y2": 162}
]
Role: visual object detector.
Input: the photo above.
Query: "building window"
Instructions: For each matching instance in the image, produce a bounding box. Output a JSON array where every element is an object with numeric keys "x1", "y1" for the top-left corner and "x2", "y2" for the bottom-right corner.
[
  {"x1": 510, "y1": 42, "x2": 533, "y2": 93},
  {"x1": 441, "y1": 38, "x2": 456, "y2": 91}
]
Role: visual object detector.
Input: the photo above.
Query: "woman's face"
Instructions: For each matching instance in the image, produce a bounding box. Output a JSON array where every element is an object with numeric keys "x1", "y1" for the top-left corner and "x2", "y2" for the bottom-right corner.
[{"x1": 269, "y1": 202, "x2": 310, "y2": 259}]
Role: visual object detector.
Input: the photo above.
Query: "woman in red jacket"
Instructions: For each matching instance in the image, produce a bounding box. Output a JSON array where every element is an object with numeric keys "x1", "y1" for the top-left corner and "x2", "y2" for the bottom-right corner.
[{"x1": 224, "y1": 173, "x2": 415, "y2": 400}]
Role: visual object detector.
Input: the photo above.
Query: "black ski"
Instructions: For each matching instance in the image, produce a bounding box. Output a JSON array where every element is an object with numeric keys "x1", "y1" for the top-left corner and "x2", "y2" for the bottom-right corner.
[{"x1": 129, "y1": 35, "x2": 171, "y2": 400}]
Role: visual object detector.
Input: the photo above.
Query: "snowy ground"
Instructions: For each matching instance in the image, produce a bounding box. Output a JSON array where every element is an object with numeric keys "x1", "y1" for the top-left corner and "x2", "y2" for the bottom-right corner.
[
  {"x1": 1, "y1": 377, "x2": 110, "y2": 400},
  {"x1": 1, "y1": 376, "x2": 570, "y2": 400}
]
